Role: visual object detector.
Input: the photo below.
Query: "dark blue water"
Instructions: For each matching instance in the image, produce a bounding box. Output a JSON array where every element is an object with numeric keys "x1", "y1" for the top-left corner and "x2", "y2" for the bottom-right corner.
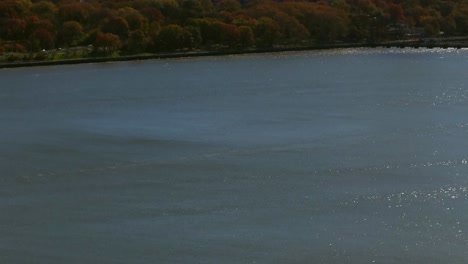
[{"x1": 2, "y1": 48, "x2": 468, "y2": 263}]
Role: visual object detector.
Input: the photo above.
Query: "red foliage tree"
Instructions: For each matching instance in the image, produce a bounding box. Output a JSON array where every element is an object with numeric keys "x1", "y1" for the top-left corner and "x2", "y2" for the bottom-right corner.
[
  {"x1": 95, "y1": 32, "x2": 121, "y2": 54},
  {"x1": 101, "y1": 16, "x2": 130, "y2": 40},
  {"x1": 1, "y1": 18, "x2": 27, "y2": 41},
  {"x1": 221, "y1": 23, "x2": 240, "y2": 48},
  {"x1": 29, "y1": 28, "x2": 55, "y2": 51}
]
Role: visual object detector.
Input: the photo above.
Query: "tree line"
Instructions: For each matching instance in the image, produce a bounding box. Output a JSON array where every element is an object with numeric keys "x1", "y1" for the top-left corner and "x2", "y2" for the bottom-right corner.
[{"x1": 2, "y1": 0, "x2": 468, "y2": 55}]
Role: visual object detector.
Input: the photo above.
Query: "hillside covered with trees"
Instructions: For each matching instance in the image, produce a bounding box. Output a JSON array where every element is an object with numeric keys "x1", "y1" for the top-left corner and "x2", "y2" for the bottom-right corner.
[{"x1": 2, "y1": 0, "x2": 468, "y2": 59}]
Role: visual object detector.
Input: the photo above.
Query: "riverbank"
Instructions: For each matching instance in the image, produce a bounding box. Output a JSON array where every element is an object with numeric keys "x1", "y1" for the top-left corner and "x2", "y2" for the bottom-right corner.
[
  {"x1": 0, "y1": 43, "x2": 366, "y2": 69},
  {"x1": 2, "y1": 37, "x2": 468, "y2": 69}
]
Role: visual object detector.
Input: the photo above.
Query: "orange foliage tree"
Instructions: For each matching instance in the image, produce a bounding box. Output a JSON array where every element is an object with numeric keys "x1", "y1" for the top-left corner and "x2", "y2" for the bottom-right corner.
[{"x1": 2, "y1": 0, "x2": 468, "y2": 55}]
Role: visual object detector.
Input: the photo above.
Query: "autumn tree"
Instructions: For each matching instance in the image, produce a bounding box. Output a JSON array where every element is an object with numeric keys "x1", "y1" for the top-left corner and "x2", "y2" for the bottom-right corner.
[
  {"x1": 0, "y1": 0, "x2": 31, "y2": 44},
  {"x1": 0, "y1": 18, "x2": 27, "y2": 42},
  {"x1": 254, "y1": 17, "x2": 281, "y2": 47},
  {"x1": 192, "y1": 18, "x2": 224, "y2": 45},
  {"x1": 118, "y1": 7, "x2": 148, "y2": 32},
  {"x1": 198, "y1": 0, "x2": 216, "y2": 16},
  {"x1": 292, "y1": 3, "x2": 349, "y2": 43},
  {"x1": 58, "y1": 2, "x2": 92, "y2": 27},
  {"x1": 3, "y1": 0, "x2": 468, "y2": 56},
  {"x1": 152, "y1": 0, "x2": 180, "y2": 20},
  {"x1": 181, "y1": 0, "x2": 204, "y2": 20},
  {"x1": 154, "y1": 24, "x2": 188, "y2": 51},
  {"x1": 185, "y1": 25, "x2": 202, "y2": 48},
  {"x1": 101, "y1": 16, "x2": 130, "y2": 40},
  {"x1": 246, "y1": 2, "x2": 309, "y2": 43},
  {"x1": 388, "y1": 3, "x2": 405, "y2": 23},
  {"x1": 452, "y1": 3, "x2": 468, "y2": 34},
  {"x1": 0, "y1": 0, "x2": 31, "y2": 18},
  {"x1": 419, "y1": 8, "x2": 442, "y2": 36},
  {"x1": 29, "y1": 28, "x2": 55, "y2": 51},
  {"x1": 221, "y1": 24, "x2": 240, "y2": 48},
  {"x1": 30, "y1": 1, "x2": 58, "y2": 21},
  {"x1": 125, "y1": 29, "x2": 148, "y2": 54},
  {"x1": 95, "y1": 32, "x2": 121, "y2": 54},
  {"x1": 276, "y1": 12, "x2": 310, "y2": 43},
  {"x1": 217, "y1": 0, "x2": 242, "y2": 13},
  {"x1": 239, "y1": 25, "x2": 255, "y2": 48},
  {"x1": 60, "y1": 20, "x2": 84, "y2": 47},
  {"x1": 24, "y1": 16, "x2": 56, "y2": 50},
  {"x1": 139, "y1": 7, "x2": 165, "y2": 24}
]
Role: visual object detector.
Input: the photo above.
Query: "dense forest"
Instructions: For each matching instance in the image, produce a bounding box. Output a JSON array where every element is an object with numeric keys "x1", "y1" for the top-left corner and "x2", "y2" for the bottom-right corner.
[{"x1": 2, "y1": 0, "x2": 468, "y2": 56}]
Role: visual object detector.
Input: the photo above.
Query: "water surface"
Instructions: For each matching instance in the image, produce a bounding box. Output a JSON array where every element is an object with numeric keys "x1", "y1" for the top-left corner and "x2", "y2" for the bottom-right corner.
[{"x1": 2, "y1": 48, "x2": 468, "y2": 263}]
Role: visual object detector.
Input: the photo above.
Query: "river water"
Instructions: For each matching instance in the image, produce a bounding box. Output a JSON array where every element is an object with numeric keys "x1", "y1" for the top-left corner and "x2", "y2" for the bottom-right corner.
[{"x1": 2, "y1": 48, "x2": 468, "y2": 263}]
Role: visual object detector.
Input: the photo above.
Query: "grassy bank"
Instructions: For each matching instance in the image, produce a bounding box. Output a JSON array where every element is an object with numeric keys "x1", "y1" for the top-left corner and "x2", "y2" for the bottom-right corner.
[
  {"x1": 0, "y1": 43, "x2": 366, "y2": 69},
  {"x1": 2, "y1": 38, "x2": 468, "y2": 69}
]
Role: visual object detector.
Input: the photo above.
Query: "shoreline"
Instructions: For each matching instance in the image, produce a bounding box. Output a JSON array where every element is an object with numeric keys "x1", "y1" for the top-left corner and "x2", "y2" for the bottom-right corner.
[
  {"x1": 0, "y1": 43, "x2": 368, "y2": 69},
  {"x1": 2, "y1": 39, "x2": 468, "y2": 69}
]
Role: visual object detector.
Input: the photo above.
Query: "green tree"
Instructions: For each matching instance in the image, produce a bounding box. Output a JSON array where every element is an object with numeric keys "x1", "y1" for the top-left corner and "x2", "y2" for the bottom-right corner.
[
  {"x1": 452, "y1": 3, "x2": 468, "y2": 34},
  {"x1": 60, "y1": 20, "x2": 84, "y2": 47},
  {"x1": 155, "y1": 24, "x2": 187, "y2": 51},
  {"x1": 254, "y1": 17, "x2": 280, "y2": 47},
  {"x1": 193, "y1": 18, "x2": 224, "y2": 45},
  {"x1": 420, "y1": 12, "x2": 441, "y2": 36},
  {"x1": 185, "y1": 25, "x2": 202, "y2": 48},
  {"x1": 239, "y1": 25, "x2": 255, "y2": 48},
  {"x1": 440, "y1": 15, "x2": 456, "y2": 35}
]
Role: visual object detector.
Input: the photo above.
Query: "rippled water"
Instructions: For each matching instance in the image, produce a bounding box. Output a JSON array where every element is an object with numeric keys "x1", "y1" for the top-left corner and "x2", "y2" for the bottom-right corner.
[{"x1": 2, "y1": 48, "x2": 468, "y2": 263}]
